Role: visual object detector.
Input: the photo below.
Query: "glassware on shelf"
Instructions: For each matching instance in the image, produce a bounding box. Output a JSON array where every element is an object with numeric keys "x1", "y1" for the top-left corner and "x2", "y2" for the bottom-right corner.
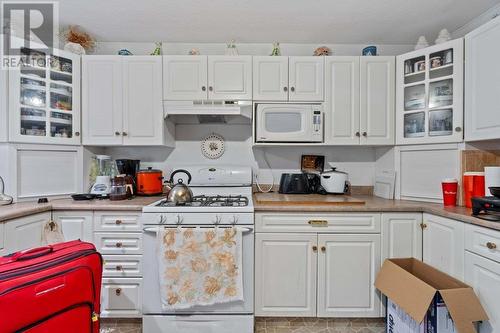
[
  {"x1": 404, "y1": 84, "x2": 426, "y2": 110},
  {"x1": 20, "y1": 108, "x2": 46, "y2": 137},
  {"x1": 50, "y1": 111, "x2": 73, "y2": 138},
  {"x1": 404, "y1": 112, "x2": 426, "y2": 138},
  {"x1": 50, "y1": 83, "x2": 72, "y2": 111},
  {"x1": 429, "y1": 79, "x2": 453, "y2": 109},
  {"x1": 429, "y1": 109, "x2": 453, "y2": 136},
  {"x1": 20, "y1": 85, "x2": 46, "y2": 108}
]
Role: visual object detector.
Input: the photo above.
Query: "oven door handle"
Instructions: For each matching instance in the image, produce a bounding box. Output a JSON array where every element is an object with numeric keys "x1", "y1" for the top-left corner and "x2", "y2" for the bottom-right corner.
[{"x1": 142, "y1": 226, "x2": 253, "y2": 234}]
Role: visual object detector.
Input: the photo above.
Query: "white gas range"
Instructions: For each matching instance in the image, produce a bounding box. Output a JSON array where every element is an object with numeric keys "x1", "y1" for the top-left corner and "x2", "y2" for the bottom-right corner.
[{"x1": 141, "y1": 165, "x2": 254, "y2": 333}]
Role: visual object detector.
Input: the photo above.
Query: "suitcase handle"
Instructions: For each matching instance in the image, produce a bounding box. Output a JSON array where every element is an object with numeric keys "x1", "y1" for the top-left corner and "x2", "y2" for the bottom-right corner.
[{"x1": 10, "y1": 246, "x2": 54, "y2": 262}]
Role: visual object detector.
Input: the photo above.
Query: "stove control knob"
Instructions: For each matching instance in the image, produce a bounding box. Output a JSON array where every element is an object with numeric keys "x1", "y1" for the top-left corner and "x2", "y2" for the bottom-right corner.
[
  {"x1": 213, "y1": 215, "x2": 222, "y2": 225},
  {"x1": 176, "y1": 215, "x2": 183, "y2": 224},
  {"x1": 231, "y1": 215, "x2": 239, "y2": 224},
  {"x1": 157, "y1": 215, "x2": 165, "y2": 224}
]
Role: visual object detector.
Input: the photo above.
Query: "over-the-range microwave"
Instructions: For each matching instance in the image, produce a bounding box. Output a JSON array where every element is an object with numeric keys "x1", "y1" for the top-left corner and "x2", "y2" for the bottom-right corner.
[{"x1": 255, "y1": 103, "x2": 323, "y2": 143}]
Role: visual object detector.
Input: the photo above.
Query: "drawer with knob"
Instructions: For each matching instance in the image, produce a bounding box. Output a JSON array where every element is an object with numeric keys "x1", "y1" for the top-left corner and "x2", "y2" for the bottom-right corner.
[
  {"x1": 102, "y1": 255, "x2": 142, "y2": 277},
  {"x1": 101, "y1": 278, "x2": 142, "y2": 318},
  {"x1": 465, "y1": 224, "x2": 500, "y2": 263},
  {"x1": 94, "y1": 233, "x2": 142, "y2": 255},
  {"x1": 93, "y1": 212, "x2": 141, "y2": 232}
]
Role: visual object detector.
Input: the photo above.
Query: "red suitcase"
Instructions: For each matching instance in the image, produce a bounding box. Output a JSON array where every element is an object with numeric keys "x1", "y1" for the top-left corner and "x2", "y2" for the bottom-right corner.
[{"x1": 0, "y1": 240, "x2": 103, "y2": 333}]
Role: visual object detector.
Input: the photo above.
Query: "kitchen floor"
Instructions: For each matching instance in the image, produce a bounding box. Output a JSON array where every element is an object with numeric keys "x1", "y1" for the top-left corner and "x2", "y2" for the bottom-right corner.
[{"x1": 100, "y1": 318, "x2": 386, "y2": 333}]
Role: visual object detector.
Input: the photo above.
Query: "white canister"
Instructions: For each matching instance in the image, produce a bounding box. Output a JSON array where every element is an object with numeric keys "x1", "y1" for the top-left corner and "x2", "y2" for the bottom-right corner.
[{"x1": 484, "y1": 166, "x2": 500, "y2": 196}]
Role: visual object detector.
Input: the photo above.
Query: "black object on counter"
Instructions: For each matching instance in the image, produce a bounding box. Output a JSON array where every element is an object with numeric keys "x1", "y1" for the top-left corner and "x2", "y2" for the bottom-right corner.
[
  {"x1": 71, "y1": 194, "x2": 97, "y2": 201},
  {"x1": 278, "y1": 173, "x2": 320, "y2": 194},
  {"x1": 37, "y1": 198, "x2": 49, "y2": 204}
]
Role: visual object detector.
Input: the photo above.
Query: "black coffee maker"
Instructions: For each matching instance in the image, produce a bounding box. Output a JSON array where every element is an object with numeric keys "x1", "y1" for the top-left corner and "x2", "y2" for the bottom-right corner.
[{"x1": 115, "y1": 159, "x2": 140, "y2": 194}]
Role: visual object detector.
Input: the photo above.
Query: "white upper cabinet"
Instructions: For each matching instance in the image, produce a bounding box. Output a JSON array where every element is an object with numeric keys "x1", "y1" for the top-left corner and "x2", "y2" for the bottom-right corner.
[
  {"x1": 360, "y1": 56, "x2": 395, "y2": 145},
  {"x1": 8, "y1": 40, "x2": 81, "y2": 145},
  {"x1": 122, "y1": 57, "x2": 164, "y2": 145},
  {"x1": 289, "y1": 56, "x2": 324, "y2": 101},
  {"x1": 252, "y1": 56, "x2": 289, "y2": 101},
  {"x1": 396, "y1": 39, "x2": 464, "y2": 145},
  {"x1": 422, "y1": 213, "x2": 464, "y2": 281},
  {"x1": 82, "y1": 56, "x2": 123, "y2": 145},
  {"x1": 207, "y1": 56, "x2": 252, "y2": 100},
  {"x1": 82, "y1": 56, "x2": 168, "y2": 146},
  {"x1": 465, "y1": 16, "x2": 500, "y2": 142},
  {"x1": 324, "y1": 57, "x2": 360, "y2": 145},
  {"x1": 163, "y1": 56, "x2": 207, "y2": 100}
]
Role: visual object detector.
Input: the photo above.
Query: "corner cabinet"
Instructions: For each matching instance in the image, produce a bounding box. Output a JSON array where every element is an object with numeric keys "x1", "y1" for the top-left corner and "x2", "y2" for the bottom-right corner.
[
  {"x1": 163, "y1": 55, "x2": 252, "y2": 101},
  {"x1": 465, "y1": 15, "x2": 500, "y2": 142},
  {"x1": 396, "y1": 39, "x2": 464, "y2": 145},
  {"x1": 8, "y1": 44, "x2": 81, "y2": 145},
  {"x1": 82, "y1": 56, "x2": 170, "y2": 146},
  {"x1": 324, "y1": 56, "x2": 394, "y2": 145},
  {"x1": 252, "y1": 56, "x2": 324, "y2": 101}
]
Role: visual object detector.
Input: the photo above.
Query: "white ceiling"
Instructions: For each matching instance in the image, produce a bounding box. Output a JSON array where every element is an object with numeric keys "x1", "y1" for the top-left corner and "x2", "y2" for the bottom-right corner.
[{"x1": 49, "y1": 0, "x2": 500, "y2": 43}]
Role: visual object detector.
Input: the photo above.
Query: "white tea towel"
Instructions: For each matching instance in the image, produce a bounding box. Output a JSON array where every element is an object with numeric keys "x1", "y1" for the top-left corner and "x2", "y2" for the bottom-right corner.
[{"x1": 157, "y1": 227, "x2": 243, "y2": 310}]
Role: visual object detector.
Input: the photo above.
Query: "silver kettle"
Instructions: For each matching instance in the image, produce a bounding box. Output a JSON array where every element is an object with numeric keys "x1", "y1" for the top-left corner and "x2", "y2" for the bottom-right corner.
[
  {"x1": 0, "y1": 176, "x2": 13, "y2": 206},
  {"x1": 167, "y1": 169, "x2": 193, "y2": 205}
]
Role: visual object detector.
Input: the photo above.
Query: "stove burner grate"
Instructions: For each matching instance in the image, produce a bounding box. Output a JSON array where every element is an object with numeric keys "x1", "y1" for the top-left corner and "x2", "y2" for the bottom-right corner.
[{"x1": 156, "y1": 195, "x2": 249, "y2": 207}]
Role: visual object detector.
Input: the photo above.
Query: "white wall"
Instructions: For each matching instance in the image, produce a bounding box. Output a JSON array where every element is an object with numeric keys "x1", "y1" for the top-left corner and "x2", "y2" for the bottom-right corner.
[
  {"x1": 94, "y1": 42, "x2": 413, "y2": 56},
  {"x1": 104, "y1": 125, "x2": 379, "y2": 186}
]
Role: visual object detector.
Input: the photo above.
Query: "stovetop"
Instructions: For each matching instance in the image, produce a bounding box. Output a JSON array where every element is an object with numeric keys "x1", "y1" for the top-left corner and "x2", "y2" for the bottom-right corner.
[
  {"x1": 472, "y1": 196, "x2": 500, "y2": 222},
  {"x1": 155, "y1": 195, "x2": 249, "y2": 208}
]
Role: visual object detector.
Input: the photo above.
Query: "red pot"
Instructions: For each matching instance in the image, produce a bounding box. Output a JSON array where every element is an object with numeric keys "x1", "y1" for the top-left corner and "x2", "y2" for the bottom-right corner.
[{"x1": 136, "y1": 167, "x2": 163, "y2": 195}]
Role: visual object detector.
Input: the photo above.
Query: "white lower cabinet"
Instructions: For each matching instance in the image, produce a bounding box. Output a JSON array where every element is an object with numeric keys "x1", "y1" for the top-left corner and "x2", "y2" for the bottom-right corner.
[
  {"x1": 101, "y1": 278, "x2": 143, "y2": 318},
  {"x1": 3, "y1": 212, "x2": 51, "y2": 253},
  {"x1": 255, "y1": 233, "x2": 317, "y2": 317},
  {"x1": 422, "y1": 213, "x2": 464, "y2": 280},
  {"x1": 465, "y1": 252, "x2": 500, "y2": 333},
  {"x1": 317, "y1": 234, "x2": 381, "y2": 317},
  {"x1": 52, "y1": 211, "x2": 93, "y2": 242},
  {"x1": 381, "y1": 213, "x2": 423, "y2": 261},
  {"x1": 255, "y1": 213, "x2": 382, "y2": 318}
]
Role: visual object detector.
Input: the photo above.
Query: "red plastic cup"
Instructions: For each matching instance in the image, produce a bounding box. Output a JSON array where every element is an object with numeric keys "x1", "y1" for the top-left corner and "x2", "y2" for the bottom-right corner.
[{"x1": 442, "y1": 178, "x2": 458, "y2": 206}]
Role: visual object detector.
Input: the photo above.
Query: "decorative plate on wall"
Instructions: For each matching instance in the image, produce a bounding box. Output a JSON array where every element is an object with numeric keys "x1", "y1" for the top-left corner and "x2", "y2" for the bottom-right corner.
[{"x1": 201, "y1": 133, "x2": 225, "y2": 159}]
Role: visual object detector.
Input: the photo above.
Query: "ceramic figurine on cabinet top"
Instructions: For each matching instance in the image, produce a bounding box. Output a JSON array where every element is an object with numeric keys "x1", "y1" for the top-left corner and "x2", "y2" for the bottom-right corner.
[
  {"x1": 313, "y1": 46, "x2": 331, "y2": 56},
  {"x1": 225, "y1": 39, "x2": 239, "y2": 56},
  {"x1": 435, "y1": 29, "x2": 451, "y2": 44},
  {"x1": 118, "y1": 49, "x2": 133, "y2": 55},
  {"x1": 189, "y1": 48, "x2": 200, "y2": 55},
  {"x1": 362, "y1": 45, "x2": 377, "y2": 56},
  {"x1": 414, "y1": 36, "x2": 429, "y2": 50},
  {"x1": 270, "y1": 42, "x2": 281, "y2": 56},
  {"x1": 151, "y1": 42, "x2": 162, "y2": 55}
]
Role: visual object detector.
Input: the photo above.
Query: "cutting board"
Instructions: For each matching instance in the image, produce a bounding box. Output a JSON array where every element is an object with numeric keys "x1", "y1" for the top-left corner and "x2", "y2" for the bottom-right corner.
[{"x1": 254, "y1": 193, "x2": 365, "y2": 205}]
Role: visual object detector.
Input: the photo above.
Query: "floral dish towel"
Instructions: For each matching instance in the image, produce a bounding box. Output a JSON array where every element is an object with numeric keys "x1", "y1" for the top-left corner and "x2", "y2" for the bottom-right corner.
[{"x1": 157, "y1": 227, "x2": 243, "y2": 310}]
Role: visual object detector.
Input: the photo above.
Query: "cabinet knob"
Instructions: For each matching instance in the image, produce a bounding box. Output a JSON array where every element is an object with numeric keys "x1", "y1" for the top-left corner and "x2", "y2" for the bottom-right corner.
[
  {"x1": 75, "y1": 132, "x2": 80, "y2": 137},
  {"x1": 116, "y1": 265, "x2": 123, "y2": 271},
  {"x1": 321, "y1": 246, "x2": 326, "y2": 253},
  {"x1": 115, "y1": 288, "x2": 122, "y2": 296},
  {"x1": 122, "y1": 132, "x2": 128, "y2": 136},
  {"x1": 362, "y1": 132, "x2": 367, "y2": 137},
  {"x1": 115, "y1": 219, "x2": 123, "y2": 225},
  {"x1": 312, "y1": 245, "x2": 318, "y2": 252},
  {"x1": 115, "y1": 131, "x2": 121, "y2": 136},
  {"x1": 420, "y1": 223, "x2": 427, "y2": 229},
  {"x1": 208, "y1": 86, "x2": 213, "y2": 92},
  {"x1": 290, "y1": 87, "x2": 295, "y2": 92},
  {"x1": 115, "y1": 242, "x2": 123, "y2": 248},
  {"x1": 355, "y1": 132, "x2": 360, "y2": 137},
  {"x1": 283, "y1": 87, "x2": 288, "y2": 92},
  {"x1": 455, "y1": 127, "x2": 462, "y2": 132},
  {"x1": 201, "y1": 86, "x2": 206, "y2": 91},
  {"x1": 486, "y1": 242, "x2": 497, "y2": 250}
]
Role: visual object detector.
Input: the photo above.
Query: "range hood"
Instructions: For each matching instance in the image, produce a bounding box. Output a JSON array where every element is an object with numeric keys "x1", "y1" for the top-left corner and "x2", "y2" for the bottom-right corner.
[{"x1": 164, "y1": 101, "x2": 252, "y2": 124}]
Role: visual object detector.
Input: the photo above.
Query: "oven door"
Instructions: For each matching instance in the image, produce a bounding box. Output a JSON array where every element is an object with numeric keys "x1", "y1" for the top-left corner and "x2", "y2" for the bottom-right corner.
[
  {"x1": 142, "y1": 225, "x2": 254, "y2": 314},
  {"x1": 255, "y1": 104, "x2": 322, "y2": 142}
]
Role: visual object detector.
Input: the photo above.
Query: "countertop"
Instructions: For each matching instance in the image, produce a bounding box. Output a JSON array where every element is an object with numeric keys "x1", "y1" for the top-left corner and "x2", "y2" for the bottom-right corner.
[
  {"x1": 0, "y1": 196, "x2": 163, "y2": 222},
  {"x1": 253, "y1": 193, "x2": 500, "y2": 231},
  {"x1": 1, "y1": 193, "x2": 499, "y2": 232}
]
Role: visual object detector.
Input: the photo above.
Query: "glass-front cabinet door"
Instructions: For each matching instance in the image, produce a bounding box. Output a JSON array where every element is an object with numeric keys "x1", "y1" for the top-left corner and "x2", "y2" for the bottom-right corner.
[
  {"x1": 396, "y1": 39, "x2": 463, "y2": 145},
  {"x1": 9, "y1": 42, "x2": 80, "y2": 144}
]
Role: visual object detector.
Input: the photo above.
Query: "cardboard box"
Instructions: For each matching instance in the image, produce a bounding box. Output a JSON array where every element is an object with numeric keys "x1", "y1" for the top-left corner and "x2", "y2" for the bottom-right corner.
[
  {"x1": 375, "y1": 258, "x2": 488, "y2": 333},
  {"x1": 387, "y1": 298, "x2": 425, "y2": 333}
]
